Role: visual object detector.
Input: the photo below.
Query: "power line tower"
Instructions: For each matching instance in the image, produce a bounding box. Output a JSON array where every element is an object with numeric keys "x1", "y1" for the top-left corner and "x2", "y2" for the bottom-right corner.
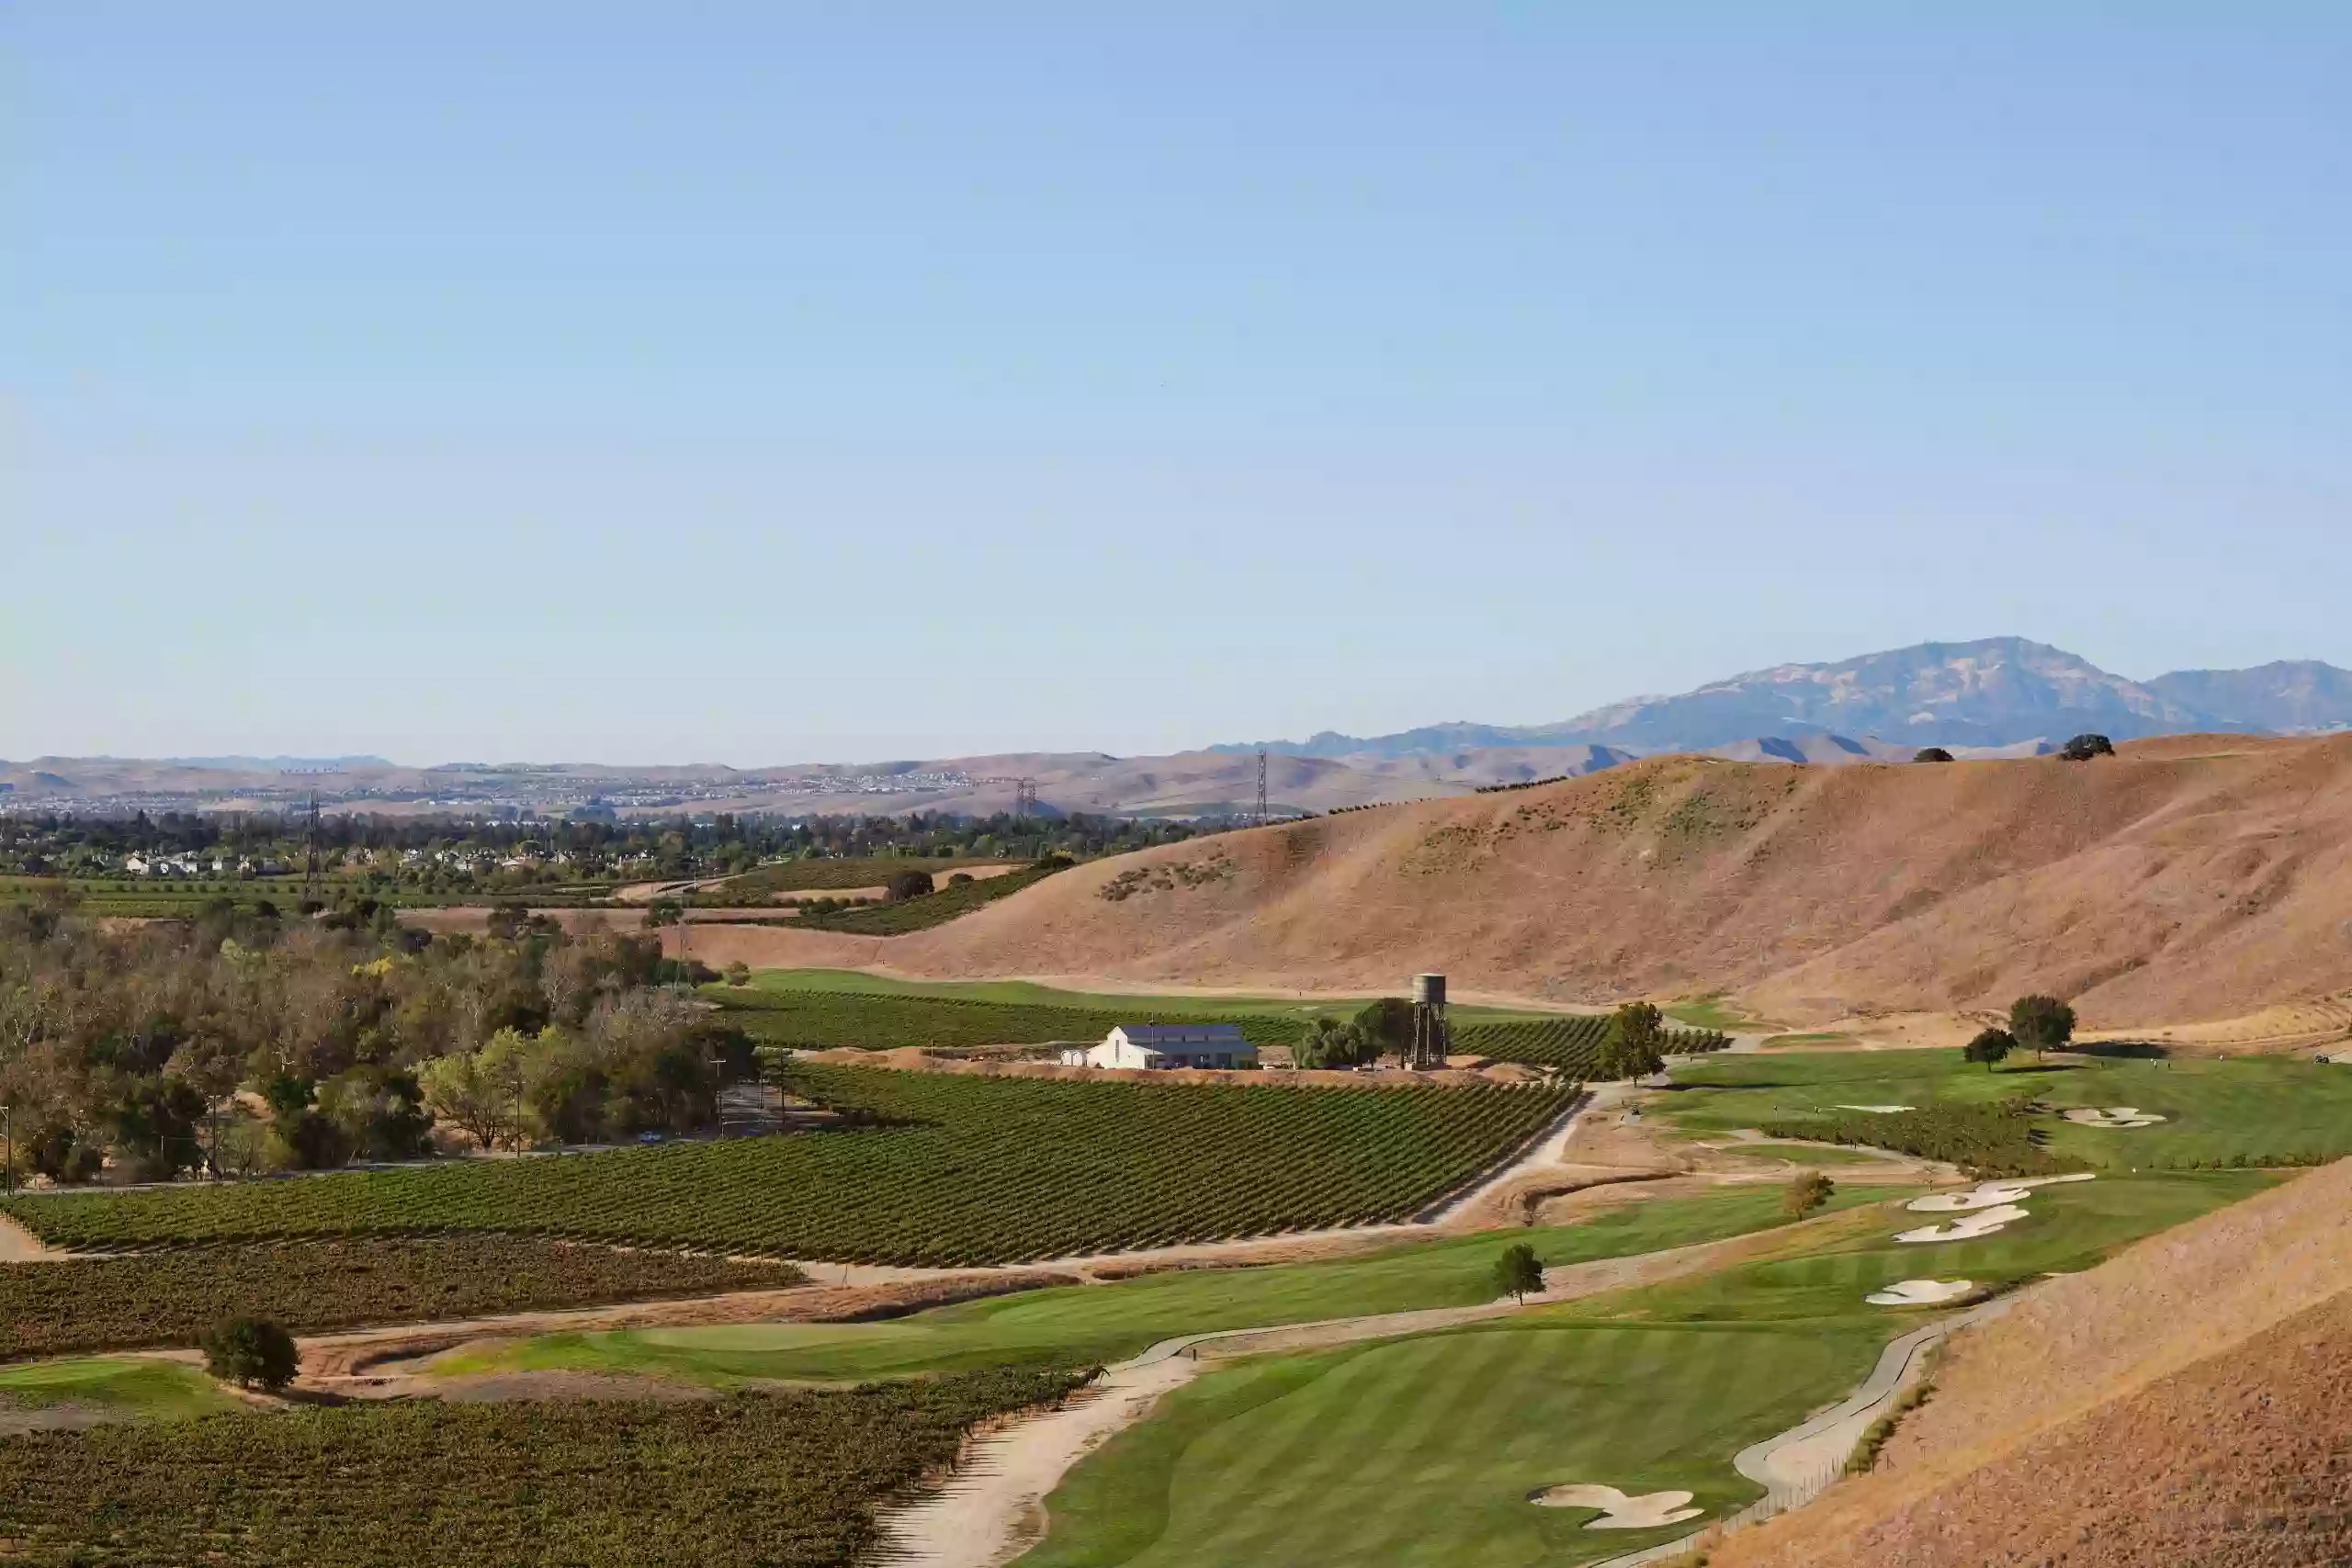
[
  {"x1": 1255, "y1": 749, "x2": 1269, "y2": 827},
  {"x1": 1012, "y1": 778, "x2": 1038, "y2": 818},
  {"x1": 301, "y1": 792, "x2": 324, "y2": 908}
]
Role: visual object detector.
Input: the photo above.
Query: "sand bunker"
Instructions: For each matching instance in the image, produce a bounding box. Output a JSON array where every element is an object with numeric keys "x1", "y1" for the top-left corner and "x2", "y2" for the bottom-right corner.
[
  {"x1": 1836, "y1": 1105, "x2": 1915, "y2": 1113},
  {"x1": 2062, "y1": 1106, "x2": 2167, "y2": 1128},
  {"x1": 1867, "y1": 1278, "x2": 1977, "y2": 1306},
  {"x1": 1531, "y1": 1483, "x2": 1705, "y2": 1529},
  {"x1": 1907, "y1": 1182, "x2": 2033, "y2": 1214},
  {"x1": 1896, "y1": 1205, "x2": 2029, "y2": 1244}
]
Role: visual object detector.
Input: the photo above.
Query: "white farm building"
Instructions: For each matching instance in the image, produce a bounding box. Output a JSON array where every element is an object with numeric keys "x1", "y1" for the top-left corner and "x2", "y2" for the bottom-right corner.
[{"x1": 1059, "y1": 1023, "x2": 1257, "y2": 1071}]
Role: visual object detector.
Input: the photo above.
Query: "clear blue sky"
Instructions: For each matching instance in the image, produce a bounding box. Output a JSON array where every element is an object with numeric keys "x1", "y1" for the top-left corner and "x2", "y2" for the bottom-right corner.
[{"x1": 8, "y1": 5, "x2": 2348, "y2": 764}]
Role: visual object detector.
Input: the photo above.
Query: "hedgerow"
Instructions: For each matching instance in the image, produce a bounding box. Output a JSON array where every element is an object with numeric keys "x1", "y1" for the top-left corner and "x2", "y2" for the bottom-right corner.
[
  {"x1": 0, "y1": 1365, "x2": 1090, "y2": 1568},
  {"x1": 1760, "y1": 1100, "x2": 2075, "y2": 1178}
]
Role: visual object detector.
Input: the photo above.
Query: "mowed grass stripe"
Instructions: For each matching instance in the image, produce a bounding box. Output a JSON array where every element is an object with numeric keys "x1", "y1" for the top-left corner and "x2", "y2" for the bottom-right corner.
[{"x1": 1023, "y1": 1322, "x2": 1882, "y2": 1568}]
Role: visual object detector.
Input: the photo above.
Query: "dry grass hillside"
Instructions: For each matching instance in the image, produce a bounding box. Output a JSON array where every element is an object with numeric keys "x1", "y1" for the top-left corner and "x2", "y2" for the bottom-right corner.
[
  {"x1": 673, "y1": 735, "x2": 2352, "y2": 1028},
  {"x1": 1707, "y1": 1158, "x2": 2352, "y2": 1567}
]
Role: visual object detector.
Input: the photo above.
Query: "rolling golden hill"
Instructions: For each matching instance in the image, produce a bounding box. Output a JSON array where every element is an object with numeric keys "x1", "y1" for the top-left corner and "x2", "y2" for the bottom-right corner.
[{"x1": 674, "y1": 734, "x2": 2352, "y2": 1030}]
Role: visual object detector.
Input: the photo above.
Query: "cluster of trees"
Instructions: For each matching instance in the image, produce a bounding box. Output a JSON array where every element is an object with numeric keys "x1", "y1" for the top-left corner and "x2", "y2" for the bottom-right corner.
[
  {"x1": 1290, "y1": 998, "x2": 1419, "y2": 1068},
  {"x1": 1964, "y1": 994, "x2": 2078, "y2": 1072},
  {"x1": 1913, "y1": 735, "x2": 2116, "y2": 766},
  {"x1": 0, "y1": 897, "x2": 728, "y2": 1187},
  {"x1": 1, "y1": 807, "x2": 1211, "y2": 887}
]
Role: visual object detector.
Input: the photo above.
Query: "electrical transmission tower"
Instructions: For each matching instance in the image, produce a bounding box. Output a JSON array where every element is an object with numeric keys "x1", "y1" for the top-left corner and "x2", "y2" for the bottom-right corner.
[
  {"x1": 301, "y1": 793, "x2": 324, "y2": 908},
  {"x1": 1013, "y1": 778, "x2": 1038, "y2": 818},
  {"x1": 1255, "y1": 748, "x2": 1269, "y2": 827}
]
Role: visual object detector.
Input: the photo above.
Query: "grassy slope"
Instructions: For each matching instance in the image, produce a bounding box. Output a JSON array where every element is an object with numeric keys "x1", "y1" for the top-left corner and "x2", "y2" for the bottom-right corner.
[
  {"x1": 1019, "y1": 1168, "x2": 2273, "y2": 1568},
  {"x1": 0, "y1": 1357, "x2": 236, "y2": 1421},
  {"x1": 1658, "y1": 1049, "x2": 2352, "y2": 1169},
  {"x1": 431, "y1": 1188, "x2": 1889, "y2": 1386}
]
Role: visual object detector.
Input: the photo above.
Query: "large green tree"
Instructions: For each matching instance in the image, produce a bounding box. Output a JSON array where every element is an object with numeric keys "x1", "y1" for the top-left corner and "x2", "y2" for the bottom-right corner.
[
  {"x1": 2008, "y1": 994, "x2": 2077, "y2": 1060},
  {"x1": 1493, "y1": 1241, "x2": 1544, "y2": 1304},
  {"x1": 1963, "y1": 1027, "x2": 2016, "y2": 1073}
]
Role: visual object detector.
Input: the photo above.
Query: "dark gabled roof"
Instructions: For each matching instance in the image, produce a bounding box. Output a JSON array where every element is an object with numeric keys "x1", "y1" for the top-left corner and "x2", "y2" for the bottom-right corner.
[{"x1": 1115, "y1": 1023, "x2": 1249, "y2": 1045}]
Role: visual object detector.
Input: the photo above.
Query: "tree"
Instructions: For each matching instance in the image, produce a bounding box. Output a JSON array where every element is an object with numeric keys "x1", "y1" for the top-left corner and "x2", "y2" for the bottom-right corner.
[
  {"x1": 201, "y1": 1316, "x2": 298, "y2": 1392},
  {"x1": 1294, "y1": 1016, "x2": 1366, "y2": 1070},
  {"x1": 1963, "y1": 1027, "x2": 2015, "y2": 1072},
  {"x1": 2008, "y1": 994, "x2": 2076, "y2": 1061},
  {"x1": 1493, "y1": 1241, "x2": 1544, "y2": 1303},
  {"x1": 2059, "y1": 733, "x2": 2115, "y2": 761},
  {"x1": 1351, "y1": 998, "x2": 1417, "y2": 1061},
  {"x1": 886, "y1": 870, "x2": 935, "y2": 902},
  {"x1": 1594, "y1": 1002, "x2": 1666, "y2": 1081},
  {"x1": 1785, "y1": 1169, "x2": 1835, "y2": 1218},
  {"x1": 1913, "y1": 747, "x2": 1955, "y2": 763}
]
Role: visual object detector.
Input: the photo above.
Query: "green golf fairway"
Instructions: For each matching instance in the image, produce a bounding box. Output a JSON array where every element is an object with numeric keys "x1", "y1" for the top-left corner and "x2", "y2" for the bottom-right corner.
[
  {"x1": 0, "y1": 1357, "x2": 237, "y2": 1421},
  {"x1": 429, "y1": 1186, "x2": 1898, "y2": 1386},
  {"x1": 1017, "y1": 1320, "x2": 1883, "y2": 1568},
  {"x1": 1660, "y1": 1050, "x2": 2352, "y2": 1170},
  {"x1": 1564, "y1": 1168, "x2": 2278, "y2": 1325},
  {"x1": 1016, "y1": 1168, "x2": 2284, "y2": 1567}
]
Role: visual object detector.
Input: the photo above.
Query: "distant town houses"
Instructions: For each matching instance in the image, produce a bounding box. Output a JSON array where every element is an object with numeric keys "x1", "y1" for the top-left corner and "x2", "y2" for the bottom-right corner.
[
  {"x1": 120, "y1": 853, "x2": 288, "y2": 877},
  {"x1": 1060, "y1": 1023, "x2": 1257, "y2": 1071}
]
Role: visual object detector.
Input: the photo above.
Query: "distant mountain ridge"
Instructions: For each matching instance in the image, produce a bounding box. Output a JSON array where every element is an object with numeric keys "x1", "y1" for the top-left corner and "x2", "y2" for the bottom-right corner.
[{"x1": 1218, "y1": 638, "x2": 2352, "y2": 758}]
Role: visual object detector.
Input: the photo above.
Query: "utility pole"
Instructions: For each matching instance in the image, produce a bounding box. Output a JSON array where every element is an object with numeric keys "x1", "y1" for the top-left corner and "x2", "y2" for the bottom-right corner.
[
  {"x1": 1255, "y1": 749, "x2": 1269, "y2": 827},
  {"x1": 3, "y1": 1104, "x2": 12, "y2": 1194}
]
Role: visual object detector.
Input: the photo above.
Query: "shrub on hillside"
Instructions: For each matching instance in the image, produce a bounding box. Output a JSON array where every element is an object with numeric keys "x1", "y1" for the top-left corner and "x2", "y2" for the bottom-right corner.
[
  {"x1": 886, "y1": 870, "x2": 936, "y2": 902},
  {"x1": 2059, "y1": 733, "x2": 2116, "y2": 761},
  {"x1": 1913, "y1": 747, "x2": 1955, "y2": 763}
]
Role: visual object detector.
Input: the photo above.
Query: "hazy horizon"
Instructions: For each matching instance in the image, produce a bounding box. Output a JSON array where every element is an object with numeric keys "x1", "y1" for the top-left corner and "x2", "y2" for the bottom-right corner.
[{"x1": 12, "y1": 7, "x2": 2351, "y2": 762}]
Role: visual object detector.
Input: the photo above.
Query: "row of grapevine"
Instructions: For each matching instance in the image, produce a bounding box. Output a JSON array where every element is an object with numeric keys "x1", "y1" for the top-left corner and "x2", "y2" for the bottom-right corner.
[
  {"x1": 1, "y1": 1067, "x2": 1575, "y2": 1267},
  {"x1": 0, "y1": 1366, "x2": 1090, "y2": 1567},
  {"x1": 0, "y1": 1237, "x2": 801, "y2": 1362}
]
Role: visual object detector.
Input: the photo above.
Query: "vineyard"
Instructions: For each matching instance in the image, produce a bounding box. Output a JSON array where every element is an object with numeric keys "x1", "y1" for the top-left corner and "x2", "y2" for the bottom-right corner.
[
  {"x1": 793, "y1": 860, "x2": 1066, "y2": 934},
  {"x1": 0, "y1": 1238, "x2": 803, "y2": 1362},
  {"x1": 710, "y1": 987, "x2": 1301, "y2": 1052},
  {"x1": 1454, "y1": 1016, "x2": 1730, "y2": 1071},
  {"x1": 710, "y1": 987, "x2": 1726, "y2": 1064},
  {"x1": 0, "y1": 1365, "x2": 1089, "y2": 1568},
  {"x1": 0, "y1": 1067, "x2": 1576, "y2": 1266}
]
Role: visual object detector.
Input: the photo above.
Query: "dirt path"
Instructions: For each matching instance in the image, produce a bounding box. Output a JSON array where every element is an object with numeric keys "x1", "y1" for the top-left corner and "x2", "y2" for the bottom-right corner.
[
  {"x1": 292, "y1": 1272, "x2": 1069, "y2": 1390},
  {"x1": 0, "y1": 1213, "x2": 56, "y2": 1261},
  {"x1": 1586, "y1": 1291, "x2": 2040, "y2": 1568}
]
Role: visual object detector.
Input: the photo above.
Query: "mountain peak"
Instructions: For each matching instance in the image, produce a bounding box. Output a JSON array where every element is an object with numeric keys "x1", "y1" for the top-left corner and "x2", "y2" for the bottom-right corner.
[{"x1": 1217, "y1": 638, "x2": 2352, "y2": 759}]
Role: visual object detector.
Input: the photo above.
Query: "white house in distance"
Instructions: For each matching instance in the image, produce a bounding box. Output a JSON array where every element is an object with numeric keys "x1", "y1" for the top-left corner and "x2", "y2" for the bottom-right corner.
[{"x1": 1060, "y1": 1023, "x2": 1257, "y2": 1070}]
